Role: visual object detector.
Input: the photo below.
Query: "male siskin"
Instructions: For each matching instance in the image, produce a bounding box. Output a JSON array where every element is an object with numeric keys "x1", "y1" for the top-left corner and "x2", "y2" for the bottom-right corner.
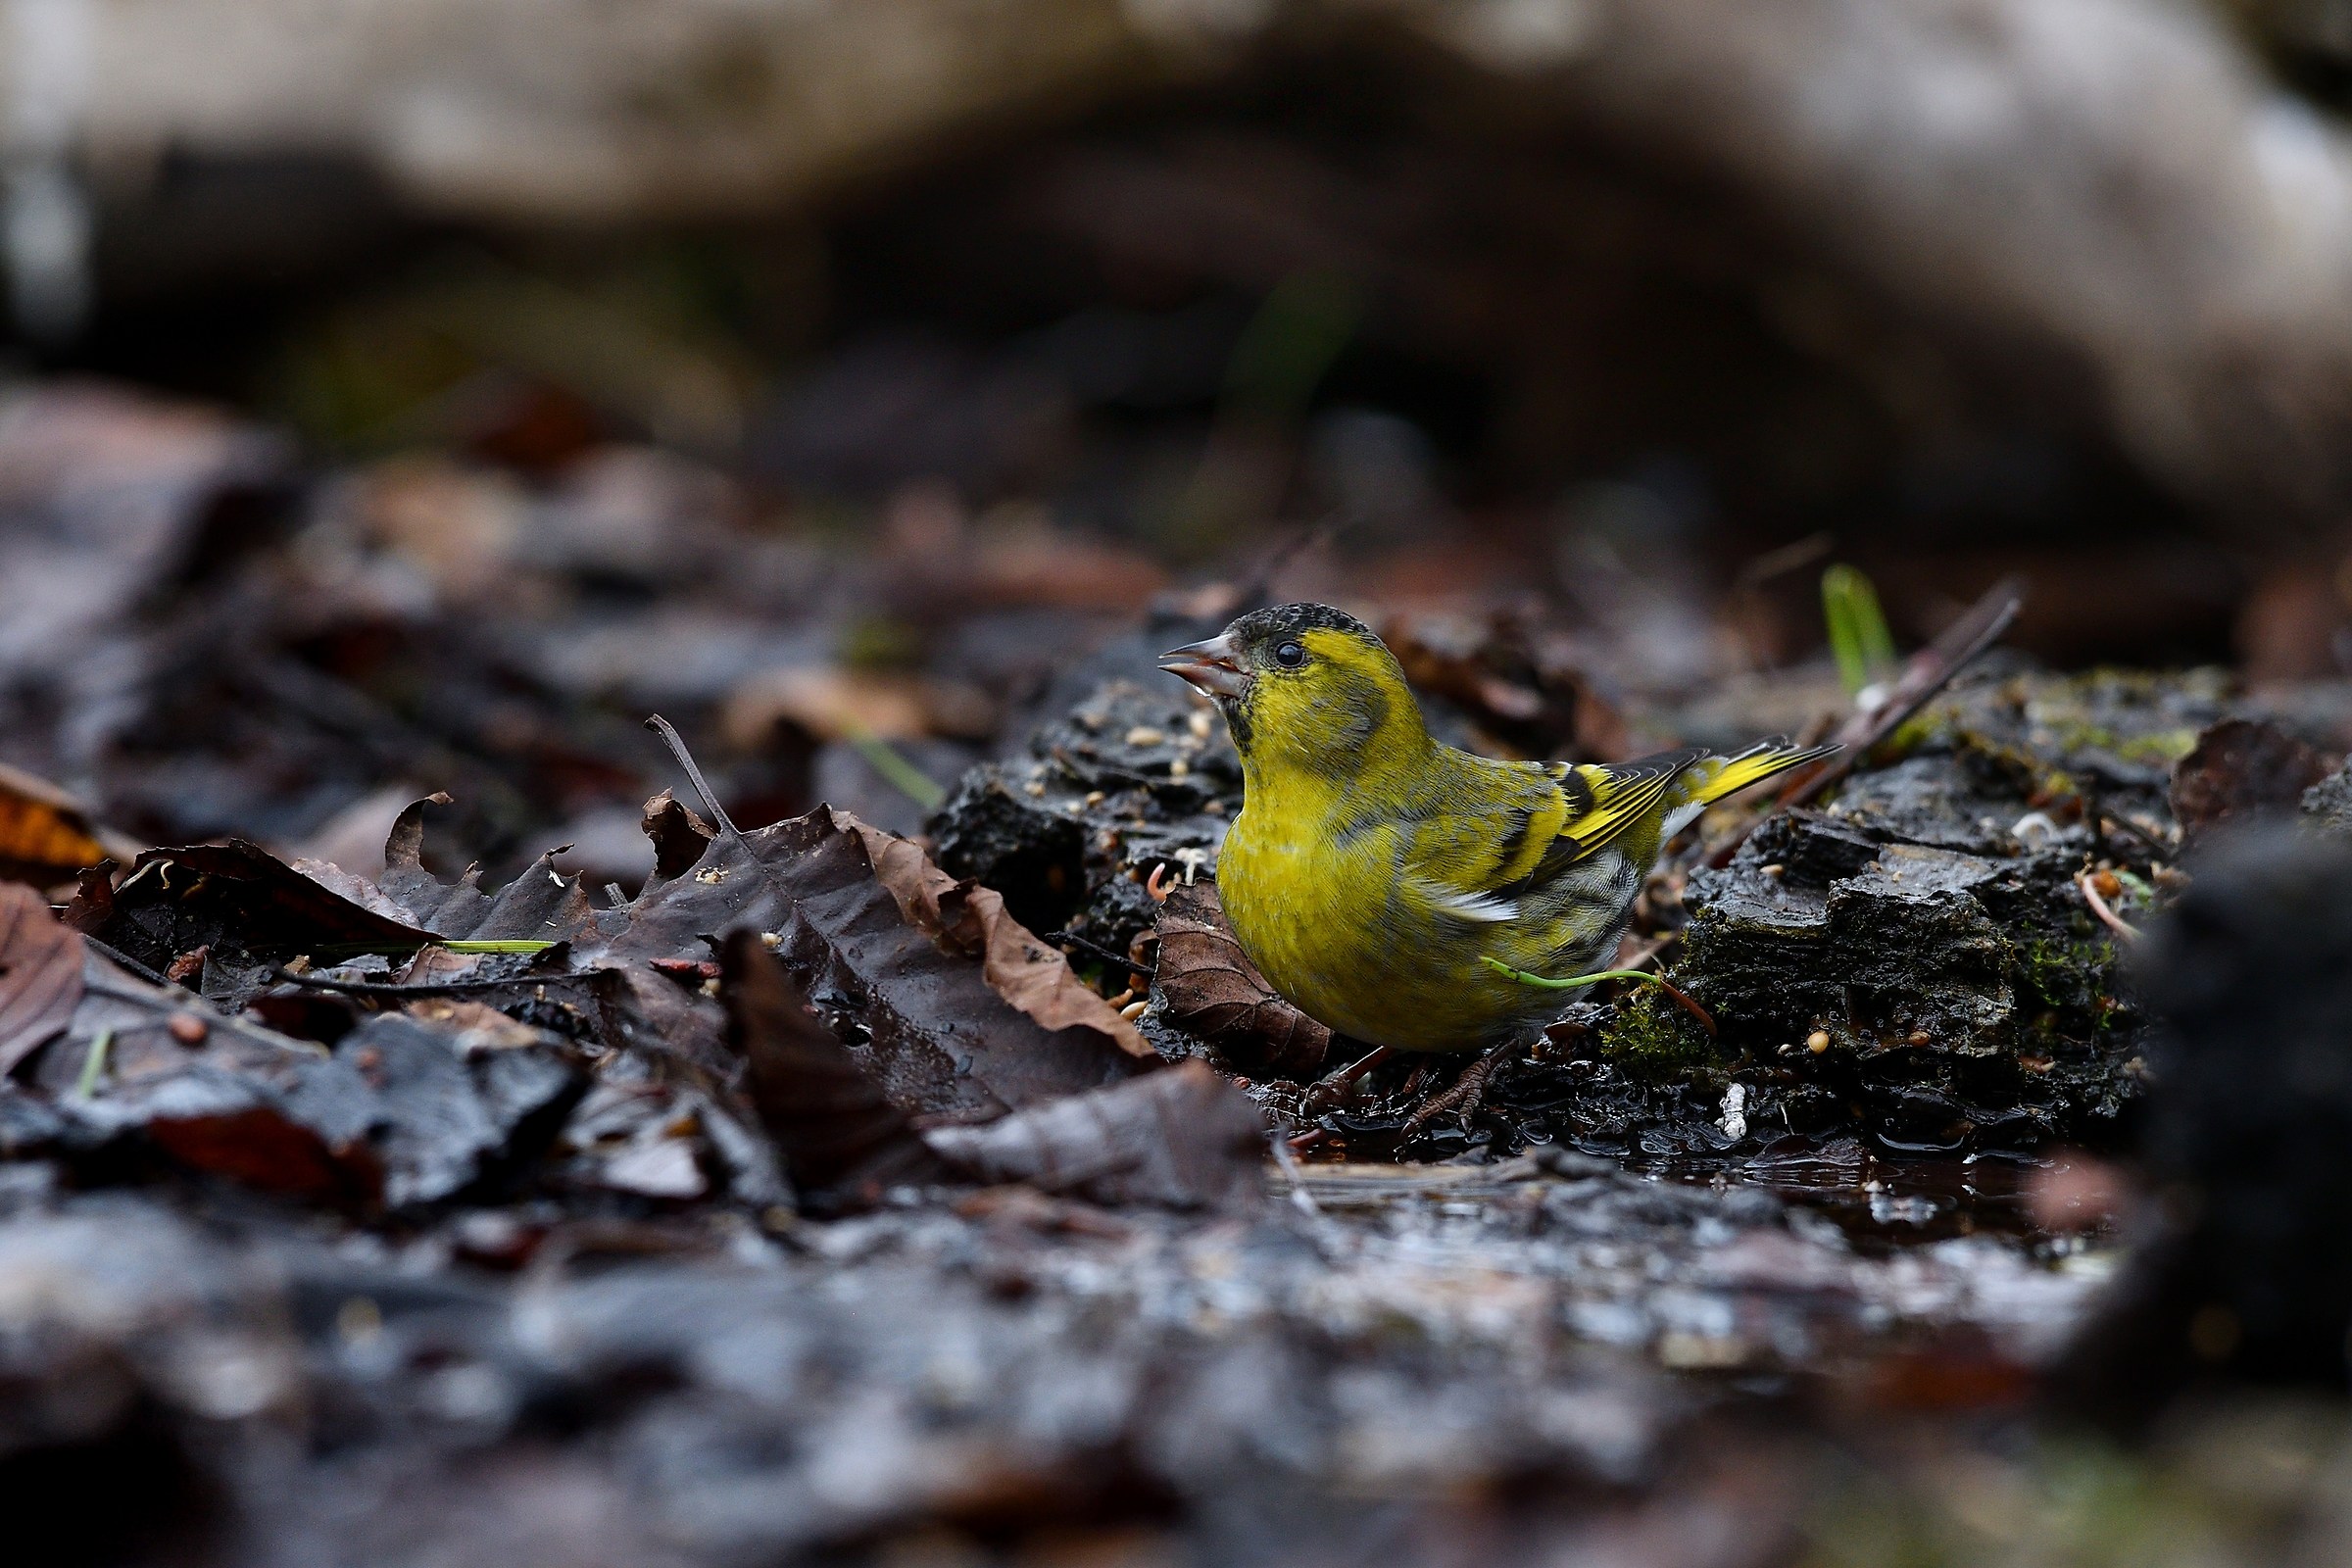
[{"x1": 1161, "y1": 603, "x2": 1828, "y2": 1053}]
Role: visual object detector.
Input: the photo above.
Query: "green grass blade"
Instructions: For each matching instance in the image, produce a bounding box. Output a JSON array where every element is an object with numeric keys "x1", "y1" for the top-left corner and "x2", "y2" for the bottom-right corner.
[{"x1": 1821, "y1": 564, "x2": 1898, "y2": 697}]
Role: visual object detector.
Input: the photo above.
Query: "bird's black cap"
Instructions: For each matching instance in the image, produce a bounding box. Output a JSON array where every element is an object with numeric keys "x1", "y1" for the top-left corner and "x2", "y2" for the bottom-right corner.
[{"x1": 1226, "y1": 602, "x2": 1374, "y2": 644}]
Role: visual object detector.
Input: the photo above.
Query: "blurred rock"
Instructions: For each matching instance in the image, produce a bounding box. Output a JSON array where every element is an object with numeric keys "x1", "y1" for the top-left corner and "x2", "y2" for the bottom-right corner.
[{"x1": 2068, "y1": 827, "x2": 2352, "y2": 1416}]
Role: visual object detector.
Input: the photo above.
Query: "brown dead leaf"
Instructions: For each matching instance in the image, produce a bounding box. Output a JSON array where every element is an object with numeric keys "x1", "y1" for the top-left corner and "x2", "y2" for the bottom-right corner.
[
  {"x1": 2170, "y1": 718, "x2": 2334, "y2": 849},
  {"x1": 841, "y1": 815, "x2": 1152, "y2": 1061},
  {"x1": 0, "y1": 760, "x2": 139, "y2": 887},
  {"x1": 924, "y1": 1059, "x2": 1265, "y2": 1211},
  {"x1": 0, "y1": 882, "x2": 82, "y2": 1074},
  {"x1": 719, "y1": 929, "x2": 949, "y2": 1211},
  {"x1": 641, "y1": 789, "x2": 717, "y2": 883},
  {"x1": 95, "y1": 839, "x2": 435, "y2": 977},
  {"x1": 1153, "y1": 881, "x2": 1331, "y2": 1080},
  {"x1": 600, "y1": 797, "x2": 1149, "y2": 1118},
  {"x1": 376, "y1": 793, "x2": 597, "y2": 943}
]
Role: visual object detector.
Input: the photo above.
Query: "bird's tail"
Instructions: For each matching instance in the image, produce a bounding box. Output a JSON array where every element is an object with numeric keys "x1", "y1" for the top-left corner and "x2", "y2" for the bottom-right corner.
[{"x1": 1680, "y1": 737, "x2": 1838, "y2": 808}]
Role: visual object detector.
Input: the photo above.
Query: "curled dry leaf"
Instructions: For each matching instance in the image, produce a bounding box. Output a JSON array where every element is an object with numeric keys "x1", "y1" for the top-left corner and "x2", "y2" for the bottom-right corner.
[
  {"x1": 377, "y1": 794, "x2": 598, "y2": 943},
  {"x1": 0, "y1": 760, "x2": 139, "y2": 888},
  {"x1": 641, "y1": 789, "x2": 717, "y2": 884},
  {"x1": 1152, "y1": 881, "x2": 1331, "y2": 1080},
  {"x1": 602, "y1": 802, "x2": 1150, "y2": 1118},
  {"x1": 97, "y1": 840, "x2": 434, "y2": 978},
  {"x1": 924, "y1": 1060, "x2": 1266, "y2": 1211},
  {"x1": 840, "y1": 815, "x2": 1150, "y2": 1059},
  {"x1": 0, "y1": 883, "x2": 82, "y2": 1075},
  {"x1": 2171, "y1": 718, "x2": 2333, "y2": 849},
  {"x1": 720, "y1": 929, "x2": 1261, "y2": 1213}
]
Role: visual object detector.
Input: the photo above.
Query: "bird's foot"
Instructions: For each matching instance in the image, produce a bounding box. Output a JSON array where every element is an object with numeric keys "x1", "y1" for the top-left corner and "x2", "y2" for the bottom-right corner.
[
  {"x1": 1399, "y1": 1042, "x2": 1513, "y2": 1143},
  {"x1": 1302, "y1": 1045, "x2": 1391, "y2": 1114}
]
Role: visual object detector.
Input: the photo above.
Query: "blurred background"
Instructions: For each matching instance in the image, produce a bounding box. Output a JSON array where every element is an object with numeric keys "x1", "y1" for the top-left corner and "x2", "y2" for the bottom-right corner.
[{"x1": 8, "y1": 0, "x2": 2352, "y2": 884}]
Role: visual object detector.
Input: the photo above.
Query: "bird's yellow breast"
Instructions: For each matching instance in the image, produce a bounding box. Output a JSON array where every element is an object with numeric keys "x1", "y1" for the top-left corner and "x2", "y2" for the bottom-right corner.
[{"x1": 1217, "y1": 795, "x2": 1560, "y2": 1053}]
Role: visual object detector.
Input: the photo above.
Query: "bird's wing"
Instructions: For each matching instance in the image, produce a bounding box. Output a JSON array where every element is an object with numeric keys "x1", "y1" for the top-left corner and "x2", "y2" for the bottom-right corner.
[
  {"x1": 1398, "y1": 749, "x2": 1704, "y2": 925},
  {"x1": 1404, "y1": 742, "x2": 1830, "y2": 926},
  {"x1": 1543, "y1": 748, "x2": 1711, "y2": 865}
]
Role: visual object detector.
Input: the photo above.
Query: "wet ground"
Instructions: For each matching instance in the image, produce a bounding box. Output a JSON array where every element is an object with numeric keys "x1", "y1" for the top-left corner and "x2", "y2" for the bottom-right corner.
[{"x1": 4, "y1": 381, "x2": 2352, "y2": 1566}]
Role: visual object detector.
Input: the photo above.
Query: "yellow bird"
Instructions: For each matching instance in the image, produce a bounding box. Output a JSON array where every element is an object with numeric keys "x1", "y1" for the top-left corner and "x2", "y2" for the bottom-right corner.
[{"x1": 1160, "y1": 604, "x2": 1830, "y2": 1054}]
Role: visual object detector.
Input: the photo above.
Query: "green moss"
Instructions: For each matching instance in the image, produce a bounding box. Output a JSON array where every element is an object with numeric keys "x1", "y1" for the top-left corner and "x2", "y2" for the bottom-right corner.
[
  {"x1": 1907, "y1": 667, "x2": 2221, "y2": 807},
  {"x1": 2015, "y1": 931, "x2": 2123, "y2": 1038},
  {"x1": 1593, "y1": 988, "x2": 1730, "y2": 1081}
]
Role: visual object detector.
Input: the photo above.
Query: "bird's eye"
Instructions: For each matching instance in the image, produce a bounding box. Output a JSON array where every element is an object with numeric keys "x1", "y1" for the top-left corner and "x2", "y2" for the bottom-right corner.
[{"x1": 1273, "y1": 640, "x2": 1305, "y2": 668}]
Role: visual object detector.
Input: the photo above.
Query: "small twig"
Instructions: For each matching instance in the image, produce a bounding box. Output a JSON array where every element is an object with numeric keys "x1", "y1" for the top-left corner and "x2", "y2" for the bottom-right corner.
[
  {"x1": 645, "y1": 714, "x2": 744, "y2": 842},
  {"x1": 2097, "y1": 810, "x2": 2173, "y2": 860},
  {"x1": 80, "y1": 936, "x2": 174, "y2": 989},
  {"x1": 2077, "y1": 873, "x2": 2141, "y2": 944},
  {"x1": 1704, "y1": 579, "x2": 2022, "y2": 868},
  {"x1": 1042, "y1": 929, "x2": 1137, "y2": 971},
  {"x1": 268, "y1": 966, "x2": 600, "y2": 999},
  {"x1": 1782, "y1": 580, "x2": 2021, "y2": 811},
  {"x1": 1612, "y1": 933, "x2": 1676, "y2": 976}
]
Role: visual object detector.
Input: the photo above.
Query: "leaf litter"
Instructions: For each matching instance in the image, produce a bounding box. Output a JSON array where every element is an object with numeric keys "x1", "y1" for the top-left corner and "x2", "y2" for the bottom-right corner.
[{"x1": 7, "y1": 382, "x2": 2352, "y2": 1561}]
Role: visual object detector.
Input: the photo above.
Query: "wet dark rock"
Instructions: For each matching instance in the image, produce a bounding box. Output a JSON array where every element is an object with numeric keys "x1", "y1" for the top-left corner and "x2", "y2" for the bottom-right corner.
[
  {"x1": 2299, "y1": 760, "x2": 2352, "y2": 842},
  {"x1": 1916, "y1": 664, "x2": 2226, "y2": 803},
  {"x1": 931, "y1": 676, "x2": 1238, "y2": 965},
  {"x1": 1821, "y1": 754, "x2": 2037, "y2": 858},
  {"x1": 1659, "y1": 802, "x2": 2139, "y2": 1154}
]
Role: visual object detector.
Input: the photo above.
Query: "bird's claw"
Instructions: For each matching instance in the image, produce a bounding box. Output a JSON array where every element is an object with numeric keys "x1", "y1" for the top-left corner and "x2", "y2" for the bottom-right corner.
[{"x1": 1398, "y1": 1042, "x2": 1513, "y2": 1143}]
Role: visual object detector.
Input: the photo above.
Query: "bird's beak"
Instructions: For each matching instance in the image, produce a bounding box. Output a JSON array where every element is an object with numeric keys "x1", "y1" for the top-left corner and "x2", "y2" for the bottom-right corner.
[{"x1": 1158, "y1": 633, "x2": 1249, "y2": 700}]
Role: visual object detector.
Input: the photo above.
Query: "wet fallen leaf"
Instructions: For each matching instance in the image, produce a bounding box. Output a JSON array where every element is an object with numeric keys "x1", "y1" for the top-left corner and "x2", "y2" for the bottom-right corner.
[
  {"x1": 0, "y1": 882, "x2": 83, "y2": 1074},
  {"x1": 924, "y1": 1059, "x2": 1266, "y2": 1211},
  {"x1": 1152, "y1": 881, "x2": 1330, "y2": 1079},
  {"x1": 95, "y1": 839, "x2": 435, "y2": 982},
  {"x1": 40, "y1": 989, "x2": 580, "y2": 1208},
  {"x1": 640, "y1": 788, "x2": 717, "y2": 883},
  {"x1": 2170, "y1": 718, "x2": 2333, "y2": 848},
  {"x1": 376, "y1": 793, "x2": 598, "y2": 943},
  {"x1": 843, "y1": 814, "x2": 1150, "y2": 1059},
  {"x1": 719, "y1": 928, "x2": 948, "y2": 1210},
  {"x1": 600, "y1": 787, "x2": 1150, "y2": 1118},
  {"x1": 0, "y1": 761, "x2": 139, "y2": 887}
]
